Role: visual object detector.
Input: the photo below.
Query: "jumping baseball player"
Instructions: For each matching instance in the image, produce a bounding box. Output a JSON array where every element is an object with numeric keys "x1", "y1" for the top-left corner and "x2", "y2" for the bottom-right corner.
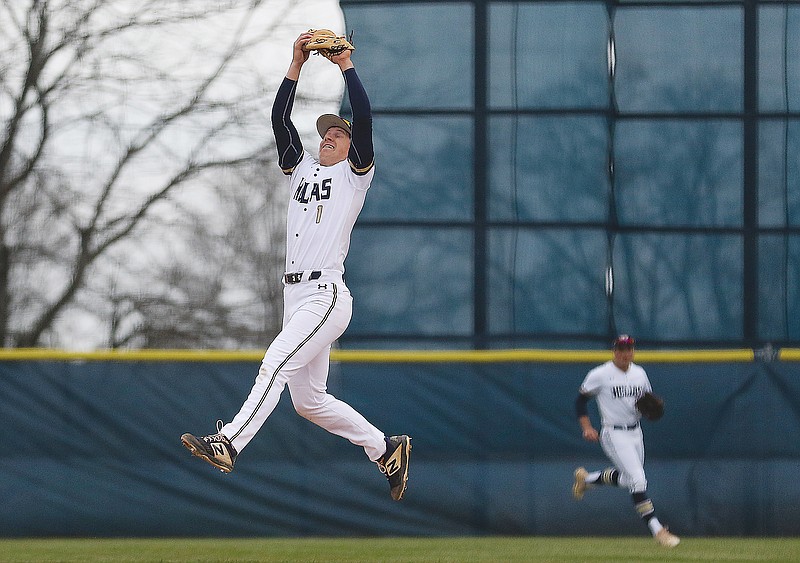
[
  {"x1": 181, "y1": 31, "x2": 411, "y2": 501},
  {"x1": 572, "y1": 335, "x2": 680, "y2": 547}
]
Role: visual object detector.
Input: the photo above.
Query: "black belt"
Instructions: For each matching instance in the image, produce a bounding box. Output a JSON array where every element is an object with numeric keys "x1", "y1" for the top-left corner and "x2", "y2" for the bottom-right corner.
[
  {"x1": 612, "y1": 423, "x2": 640, "y2": 430},
  {"x1": 284, "y1": 271, "x2": 322, "y2": 284}
]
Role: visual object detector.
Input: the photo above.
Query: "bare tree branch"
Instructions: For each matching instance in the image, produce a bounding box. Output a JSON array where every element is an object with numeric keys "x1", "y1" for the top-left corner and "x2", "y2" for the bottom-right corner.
[{"x1": 1, "y1": 0, "x2": 340, "y2": 348}]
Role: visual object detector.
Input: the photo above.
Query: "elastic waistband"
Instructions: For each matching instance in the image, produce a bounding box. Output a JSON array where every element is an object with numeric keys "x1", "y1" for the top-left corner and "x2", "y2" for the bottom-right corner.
[{"x1": 610, "y1": 422, "x2": 640, "y2": 431}]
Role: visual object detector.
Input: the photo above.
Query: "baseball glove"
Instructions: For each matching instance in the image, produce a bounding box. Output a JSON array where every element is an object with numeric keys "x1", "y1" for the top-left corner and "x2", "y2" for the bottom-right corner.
[
  {"x1": 635, "y1": 392, "x2": 665, "y2": 421},
  {"x1": 303, "y1": 29, "x2": 355, "y2": 59}
]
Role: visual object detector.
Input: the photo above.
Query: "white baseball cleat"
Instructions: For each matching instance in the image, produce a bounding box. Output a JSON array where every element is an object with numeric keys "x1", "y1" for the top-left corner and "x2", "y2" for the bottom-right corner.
[
  {"x1": 655, "y1": 527, "x2": 680, "y2": 548},
  {"x1": 572, "y1": 467, "x2": 589, "y2": 500}
]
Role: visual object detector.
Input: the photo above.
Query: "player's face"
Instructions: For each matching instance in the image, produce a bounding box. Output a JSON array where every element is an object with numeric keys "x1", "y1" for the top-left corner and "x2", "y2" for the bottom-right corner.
[
  {"x1": 319, "y1": 126, "x2": 351, "y2": 166},
  {"x1": 612, "y1": 345, "x2": 634, "y2": 371}
]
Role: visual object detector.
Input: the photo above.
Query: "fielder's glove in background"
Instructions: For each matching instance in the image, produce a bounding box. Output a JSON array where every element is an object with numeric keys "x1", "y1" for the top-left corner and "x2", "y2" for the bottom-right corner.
[
  {"x1": 303, "y1": 29, "x2": 355, "y2": 60},
  {"x1": 636, "y1": 392, "x2": 665, "y2": 421}
]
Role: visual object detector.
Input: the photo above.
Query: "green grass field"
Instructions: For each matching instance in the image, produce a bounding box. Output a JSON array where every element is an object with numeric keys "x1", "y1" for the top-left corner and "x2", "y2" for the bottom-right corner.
[{"x1": 1, "y1": 537, "x2": 798, "y2": 563}]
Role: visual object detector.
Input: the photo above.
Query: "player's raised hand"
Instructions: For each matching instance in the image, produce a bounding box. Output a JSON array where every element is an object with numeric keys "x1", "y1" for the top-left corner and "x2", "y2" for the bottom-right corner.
[
  {"x1": 293, "y1": 32, "x2": 313, "y2": 65},
  {"x1": 286, "y1": 32, "x2": 313, "y2": 81},
  {"x1": 326, "y1": 48, "x2": 353, "y2": 69}
]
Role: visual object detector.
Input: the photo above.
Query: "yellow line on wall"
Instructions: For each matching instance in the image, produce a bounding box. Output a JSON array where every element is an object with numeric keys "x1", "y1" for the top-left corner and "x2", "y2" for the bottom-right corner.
[
  {"x1": 779, "y1": 348, "x2": 800, "y2": 361},
  {"x1": 0, "y1": 348, "x2": 264, "y2": 362},
  {"x1": 0, "y1": 347, "x2": 755, "y2": 363},
  {"x1": 332, "y1": 349, "x2": 754, "y2": 363}
]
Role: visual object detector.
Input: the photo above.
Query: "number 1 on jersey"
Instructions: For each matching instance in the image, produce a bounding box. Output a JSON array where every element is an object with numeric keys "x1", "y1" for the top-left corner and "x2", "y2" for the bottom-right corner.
[{"x1": 316, "y1": 205, "x2": 323, "y2": 224}]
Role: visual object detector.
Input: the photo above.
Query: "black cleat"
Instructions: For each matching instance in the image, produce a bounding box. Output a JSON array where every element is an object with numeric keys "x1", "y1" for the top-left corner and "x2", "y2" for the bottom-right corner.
[
  {"x1": 181, "y1": 422, "x2": 237, "y2": 473},
  {"x1": 377, "y1": 435, "x2": 411, "y2": 501}
]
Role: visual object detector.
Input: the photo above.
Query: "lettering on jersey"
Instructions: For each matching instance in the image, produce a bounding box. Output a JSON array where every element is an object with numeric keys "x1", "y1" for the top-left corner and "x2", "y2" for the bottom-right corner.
[
  {"x1": 293, "y1": 177, "x2": 332, "y2": 203},
  {"x1": 612, "y1": 385, "x2": 645, "y2": 398}
]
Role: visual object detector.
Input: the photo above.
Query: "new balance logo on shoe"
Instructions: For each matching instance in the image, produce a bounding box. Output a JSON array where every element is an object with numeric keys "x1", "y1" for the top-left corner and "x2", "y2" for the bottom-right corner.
[
  {"x1": 181, "y1": 428, "x2": 237, "y2": 473},
  {"x1": 383, "y1": 451, "x2": 402, "y2": 476},
  {"x1": 377, "y1": 435, "x2": 411, "y2": 501}
]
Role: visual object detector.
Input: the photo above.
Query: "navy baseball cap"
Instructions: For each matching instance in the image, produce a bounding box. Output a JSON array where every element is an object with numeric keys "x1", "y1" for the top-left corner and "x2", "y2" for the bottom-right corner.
[
  {"x1": 612, "y1": 334, "x2": 635, "y2": 349},
  {"x1": 317, "y1": 114, "x2": 351, "y2": 137}
]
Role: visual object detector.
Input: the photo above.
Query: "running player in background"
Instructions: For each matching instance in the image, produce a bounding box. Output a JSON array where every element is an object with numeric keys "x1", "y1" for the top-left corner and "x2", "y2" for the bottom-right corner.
[
  {"x1": 181, "y1": 30, "x2": 411, "y2": 501},
  {"x1": 572, "y1": 335, "x2": 680, "y2": 547}
]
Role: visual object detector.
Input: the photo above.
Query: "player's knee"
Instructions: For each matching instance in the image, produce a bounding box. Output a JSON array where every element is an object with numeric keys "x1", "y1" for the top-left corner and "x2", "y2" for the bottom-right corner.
[
  {"x1": 291, "y1": 397, "x2": 324, "y2": 419},
  {"x1": 629, "y1": 477, "x2": 648, "y2": 493},
  {"x1": 292, "y1": 401, "x2": 315, "y2": 418}
]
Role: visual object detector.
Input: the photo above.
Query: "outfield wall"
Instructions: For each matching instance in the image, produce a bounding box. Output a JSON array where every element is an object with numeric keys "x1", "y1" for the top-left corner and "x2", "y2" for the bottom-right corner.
[{"x1": 1, "y1": 349, "x2": 798, "y2": 537}]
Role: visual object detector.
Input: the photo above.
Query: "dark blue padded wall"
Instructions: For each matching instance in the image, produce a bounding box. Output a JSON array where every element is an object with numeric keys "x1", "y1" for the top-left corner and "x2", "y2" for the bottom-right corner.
[{"x1": 1, "y1": 358, "x2": 798, "y2": 536}]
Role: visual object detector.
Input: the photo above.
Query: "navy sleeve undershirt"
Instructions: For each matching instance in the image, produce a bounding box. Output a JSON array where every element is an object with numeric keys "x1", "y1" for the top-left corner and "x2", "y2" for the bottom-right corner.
[
  {"x1": 575, "y1": 393, "x2": 590, "y2": 418},
  {"x1": 270, "y1": 68, "x2": 374, "y2": 174},
  {"x1": 271, "y1": 78, "x2": 303, "y2": 174},
  {"x1": 343, "y1": 67, "x2": 374, "y2": 174}
]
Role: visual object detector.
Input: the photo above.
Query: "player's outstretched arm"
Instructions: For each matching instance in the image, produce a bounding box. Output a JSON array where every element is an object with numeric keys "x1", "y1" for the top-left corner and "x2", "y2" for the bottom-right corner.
[
  {"x1": 320, "y1": 46, "x2": 373, "y2": 172},
  {"x1": 271, "y1": 33, "x2": 312, "y2": 173},
  {"x1": 271, "y1": 79, "x2": 303, "y2": 174},
  {"x1": 343, "y1": 68, "x2": 373, "y2": 173}
]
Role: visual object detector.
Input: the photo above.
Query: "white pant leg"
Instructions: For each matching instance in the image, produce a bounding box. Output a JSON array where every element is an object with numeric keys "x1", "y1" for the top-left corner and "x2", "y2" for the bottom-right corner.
[
  {"x1": 223, "y1": 281, "x2": 354, "y2": 453},
  {"x1": 600, "y1": 426, "x2": 647, "y2": 493},
  {"x1": 288, "y1": 345, "x2": 386, "y2": 461}
]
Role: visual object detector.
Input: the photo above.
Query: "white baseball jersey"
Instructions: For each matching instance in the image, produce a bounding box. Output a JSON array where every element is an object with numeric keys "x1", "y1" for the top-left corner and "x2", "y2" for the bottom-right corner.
[
  {"x1": 580, "y1": 360, "x2": 652, "y2": 428},
  {"x1": 580, "y1": 360, "x2": 653, "y2": 493},
  {"x1": 285, "y1": 151, "x2": 375, "y2": 273}
]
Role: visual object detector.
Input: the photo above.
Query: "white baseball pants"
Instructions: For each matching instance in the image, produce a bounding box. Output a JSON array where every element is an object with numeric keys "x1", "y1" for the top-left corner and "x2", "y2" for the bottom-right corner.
[
  {"x1": 600, "y1": 426, "x2": 648, "y2": 493},
  {"x1": 221, "y1": 278, "x2": 386, "y2": 461}
]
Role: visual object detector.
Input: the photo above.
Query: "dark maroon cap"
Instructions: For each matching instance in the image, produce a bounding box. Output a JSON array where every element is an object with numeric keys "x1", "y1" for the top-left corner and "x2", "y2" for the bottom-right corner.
[{"x1": 612, "y1": 334, "x2": 635, "y2": 349}]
